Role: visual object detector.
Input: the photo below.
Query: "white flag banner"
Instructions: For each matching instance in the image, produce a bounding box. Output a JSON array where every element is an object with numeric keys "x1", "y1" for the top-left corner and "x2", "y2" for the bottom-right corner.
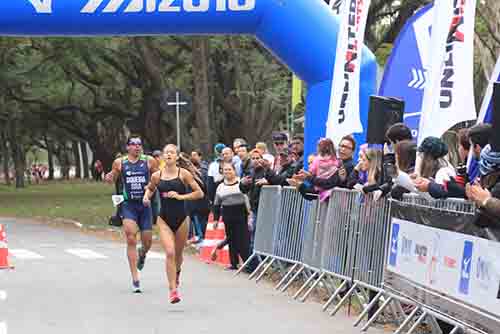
[
  {"x1": 326, "y1": 0, "x2": 371, "y2": 145},
  {"x1": 417, "y1": 0, "x2": 477, "y2": 144}
]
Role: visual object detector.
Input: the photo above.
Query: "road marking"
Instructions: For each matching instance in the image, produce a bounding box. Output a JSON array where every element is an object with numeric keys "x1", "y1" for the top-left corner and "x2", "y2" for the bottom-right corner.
[
  {"x1": 65, "y1": 249, "x2": 108, "y2": 259},
  {"x1": 39, "y1": 244, "x2": 57, "y2": 248},
  {"x1": 9, "y1": 249, "x2": 44, "y2": 259},
  {"x1": 0, "y1": 291, "x2": 6, "y2": 301},
  {"x1": 147, "y1": 251, "x2": 165, "y2": 259},
  {"x1": 0, "y1": 322, "x2": 6, "y2": 334}
]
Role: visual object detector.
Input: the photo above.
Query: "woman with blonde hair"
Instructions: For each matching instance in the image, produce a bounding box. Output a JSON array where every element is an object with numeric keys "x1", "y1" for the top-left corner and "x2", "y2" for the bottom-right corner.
[
  {"x1": 143, "y1": 144, "x2": 204, "y2": 304},
  {"x1": 347, "y1": 148, "x2": 383, "y2": 192}
]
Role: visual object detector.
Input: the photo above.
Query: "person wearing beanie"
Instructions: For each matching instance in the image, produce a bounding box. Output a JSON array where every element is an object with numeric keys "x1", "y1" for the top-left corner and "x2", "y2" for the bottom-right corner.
[
  {"x1": 413, "y1": 137, "x2": 468, "y2": 199},
  {"x1": 207, "y1": 143, "x2": 226, "y2": 204},
  {"x1": 416, "y1": 137, "x2": 456, "y2": 184}
]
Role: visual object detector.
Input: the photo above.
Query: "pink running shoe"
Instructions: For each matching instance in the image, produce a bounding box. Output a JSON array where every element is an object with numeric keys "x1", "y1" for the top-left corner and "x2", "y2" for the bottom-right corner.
[{"x1": 169, "y1": 289, "x2": 181, "y2": 304}]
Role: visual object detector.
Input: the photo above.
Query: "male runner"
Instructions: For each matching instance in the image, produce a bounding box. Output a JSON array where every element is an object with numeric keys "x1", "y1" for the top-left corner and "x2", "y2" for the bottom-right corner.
[{"x1": 105, "y1": 135, "x2": 159, "y2": 293}]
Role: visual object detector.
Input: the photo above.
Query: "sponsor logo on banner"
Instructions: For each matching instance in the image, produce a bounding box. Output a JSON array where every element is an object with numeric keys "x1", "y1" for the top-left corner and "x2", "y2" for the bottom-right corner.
[
  {"x1": 330, "y1": 0, "x2": 342, "y2": 15},
  {"x1": 444, "y1": 256, "x2": 457, "y2": 269},
  {"x1": 26, "y1": 0, "x2": 52, "y2": 13},
  {"x1": 26, "y1": 0, "x2": 256, "y2": 14},
  {"x1": 438, "y1": 0, "x2": 466, "y2": 109},
  {"x1": 389, "y1": 223, "x2": 400, "y2": 266},
  {"x1": 401, "y1": 236, "x2": 413, "y2": 261},
  {"x1": 81, "y1": 0, "x2": 256, "y2": 13},
  {"x1": 459, "y1": 240, "x2": 474, "y2": 295},
  {"x1": 476, "y1": 257, "x2": 492, "y2": 290},
  {"x1": 415, "y1": 244, "x2": 428, "y2": 264}
]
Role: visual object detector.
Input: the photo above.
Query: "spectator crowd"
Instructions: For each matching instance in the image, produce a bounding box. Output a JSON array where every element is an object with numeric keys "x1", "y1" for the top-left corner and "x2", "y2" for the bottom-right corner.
[{"x1": 138, "y1": 123, "x2": 499, "y2": 275}]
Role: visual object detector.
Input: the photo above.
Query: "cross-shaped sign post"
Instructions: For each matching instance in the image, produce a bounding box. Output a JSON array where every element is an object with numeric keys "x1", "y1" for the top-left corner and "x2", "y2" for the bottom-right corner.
[{"x1": 167, "y1": 91, "x2": 188, "y2": 151}]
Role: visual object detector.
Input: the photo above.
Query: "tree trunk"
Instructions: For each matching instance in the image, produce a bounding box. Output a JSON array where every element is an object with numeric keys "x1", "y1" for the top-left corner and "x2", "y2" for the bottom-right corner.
[
  {"x1": 72, "y1": 140, "x2": 82, "y2": 179},
  {"x1": 45, "y1": 136, "x2": 55, "y2": 180},
  {"x1": 8, "y1": 118, "x2": 25, "y2": 188},
  {"x1": 192, "y1": 37, "x2": 211, "y2": 156},
  {"x1": 0, "y1": 130, "x2": 11, "y2": 185},
  {"x1": 80, "y1": 141, "x2": 90, "y2": 179},
  {"x1": 14, "y1": 148, "x2": 25, "y2": 188}
]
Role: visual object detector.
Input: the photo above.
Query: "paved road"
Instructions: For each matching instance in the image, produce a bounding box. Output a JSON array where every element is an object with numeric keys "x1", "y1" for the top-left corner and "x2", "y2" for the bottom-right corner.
[{"x1": 0, "y1": 218, "x2": 383, "y2": 334}]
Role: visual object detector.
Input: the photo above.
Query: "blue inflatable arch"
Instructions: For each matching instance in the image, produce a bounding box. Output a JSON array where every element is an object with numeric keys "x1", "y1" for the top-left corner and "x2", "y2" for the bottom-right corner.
[{"x1": 0, "y1": 0, "x2": 377, "y2": 157}]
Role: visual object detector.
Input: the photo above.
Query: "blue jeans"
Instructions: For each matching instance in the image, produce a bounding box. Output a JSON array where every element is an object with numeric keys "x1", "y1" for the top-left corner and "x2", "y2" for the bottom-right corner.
[
  {"x1": 249, "y1": 209, "x2": 258, "y2": 252},
  {"x1": 248, "y1": 209, "x2": 260, "y2": 271},
  {"x1": 190, "y1": 213, "x2": 207, "y2": 240}
]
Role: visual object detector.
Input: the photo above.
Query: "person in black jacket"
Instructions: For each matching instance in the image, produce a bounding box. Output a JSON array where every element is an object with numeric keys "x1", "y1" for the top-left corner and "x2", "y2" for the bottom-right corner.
[
  {"x1": 470, "y1": 144, "x2": 500, "y2": 228},
  {"x1": 240, "y1": 150, "x2": 267, "y2": 226},
  {"x1": 237, "y1": 144, "x2": 253, "y2": 177},
  {"x1": 239, "y1": 149, "x2": 271, "y2": 270}
]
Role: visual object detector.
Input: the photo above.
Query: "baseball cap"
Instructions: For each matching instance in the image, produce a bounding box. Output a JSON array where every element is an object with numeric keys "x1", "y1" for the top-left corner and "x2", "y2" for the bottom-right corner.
[
  {"x1": 152, "y1": 150, "x2": 162, "y2": 158},
  {"x1": 272, "y1": 132, "x2": 288, "y2": 142}
]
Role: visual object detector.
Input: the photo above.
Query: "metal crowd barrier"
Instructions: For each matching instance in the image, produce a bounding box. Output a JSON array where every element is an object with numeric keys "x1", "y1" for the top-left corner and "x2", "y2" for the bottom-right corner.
[
  {"x1": 237, "y1": 186, "x2": 320, "y2": 286},
  {"x1": 237, "y1": 186, "x2": 488, "y2": 334}
]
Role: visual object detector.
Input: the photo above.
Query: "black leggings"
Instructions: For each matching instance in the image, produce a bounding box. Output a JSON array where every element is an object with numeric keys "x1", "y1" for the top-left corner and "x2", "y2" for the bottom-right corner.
[{"x1": 223, "y1": 214, "x2": 250, "y2": 268}]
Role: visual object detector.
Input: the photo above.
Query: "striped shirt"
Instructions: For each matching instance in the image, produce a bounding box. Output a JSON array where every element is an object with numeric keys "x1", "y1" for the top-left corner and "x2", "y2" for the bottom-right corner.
[{"x1": 213, "y1": 180, "x2": 250, "y2": 220}]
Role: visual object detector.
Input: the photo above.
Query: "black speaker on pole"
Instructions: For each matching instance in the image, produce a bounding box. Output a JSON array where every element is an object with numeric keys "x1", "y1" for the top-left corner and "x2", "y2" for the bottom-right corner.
[
  {"x1": 491, "y1": 82, "x2": 500, "y2": 152},
  {"x1": 366, "y1": 96, "x2": 405, "y2": 145}
]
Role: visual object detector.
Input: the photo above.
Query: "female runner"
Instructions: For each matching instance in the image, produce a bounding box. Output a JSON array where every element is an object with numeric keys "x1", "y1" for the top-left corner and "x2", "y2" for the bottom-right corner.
[{"x1": 143, "y1": 144, "x2": 204, "y2": 303}]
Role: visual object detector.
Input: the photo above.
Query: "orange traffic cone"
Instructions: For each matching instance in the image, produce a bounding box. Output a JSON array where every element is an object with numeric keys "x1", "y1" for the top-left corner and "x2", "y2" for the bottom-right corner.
[
  {"x1": 199, "y1": 216, "x2": 230, "y2": 266},
  {"x1": 0, "y1": 224, "x2": 14, "y2": 270}
]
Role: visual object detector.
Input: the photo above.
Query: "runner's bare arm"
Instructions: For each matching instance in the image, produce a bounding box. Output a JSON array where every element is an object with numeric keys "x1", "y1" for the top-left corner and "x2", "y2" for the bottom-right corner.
[
  {"x1": 104, "y1": 159, "x2": 121, "y2": 184},
  {"x1": 179, "y1": 169, "x2": 204, "y2": 201},
  {"x1": 148, "y1": 156, "x2": 160, "y2": 174},
  {"x1": 144, "y1": 171, "x2": 161, "y2": 200}
]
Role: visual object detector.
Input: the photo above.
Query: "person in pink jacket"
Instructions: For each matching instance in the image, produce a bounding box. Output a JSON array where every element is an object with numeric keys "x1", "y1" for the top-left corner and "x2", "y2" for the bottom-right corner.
[{"x1": 309, "y1": 138, "x2": 340, "y2": 201}]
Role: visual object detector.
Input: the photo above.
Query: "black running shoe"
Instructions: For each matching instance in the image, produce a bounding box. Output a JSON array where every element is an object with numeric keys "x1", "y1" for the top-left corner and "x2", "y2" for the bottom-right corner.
[{"x1": 137, "y1": 247, "x2": 146, "y2": 271}]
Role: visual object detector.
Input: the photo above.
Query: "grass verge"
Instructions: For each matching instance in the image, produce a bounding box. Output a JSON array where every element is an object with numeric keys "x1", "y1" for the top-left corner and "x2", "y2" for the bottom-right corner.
[{"x1": 0, "y1": 181, "x2": 114, "y2": 228}]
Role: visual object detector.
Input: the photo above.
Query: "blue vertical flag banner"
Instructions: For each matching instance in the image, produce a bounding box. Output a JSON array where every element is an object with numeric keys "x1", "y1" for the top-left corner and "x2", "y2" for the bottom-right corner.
[{"x1": 379, "y1": 5, "x2": 433, "y2": 139}]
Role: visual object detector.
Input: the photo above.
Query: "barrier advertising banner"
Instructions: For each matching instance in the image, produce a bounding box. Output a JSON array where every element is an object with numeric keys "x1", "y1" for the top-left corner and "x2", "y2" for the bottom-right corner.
[
  {"x1": 388, "y1": 218, "x2": 500, "y2": 315},
  {"x1": 386, "y1": 203, "x2": 500, "y2": 333}
]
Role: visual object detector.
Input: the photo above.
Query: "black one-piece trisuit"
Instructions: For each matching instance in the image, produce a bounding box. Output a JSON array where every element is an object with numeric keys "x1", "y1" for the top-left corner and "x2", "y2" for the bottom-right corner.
[{"x1": 157, "y1": 168, "x2": 188, "y2": 232}]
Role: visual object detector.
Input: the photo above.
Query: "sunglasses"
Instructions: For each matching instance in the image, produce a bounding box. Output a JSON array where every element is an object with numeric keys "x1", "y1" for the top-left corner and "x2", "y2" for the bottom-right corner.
[
  {"x1": 128, "y1": 139, "x2": 142, "y2": 146},
  {"x1": 274, "y1": 141, "x2": 285, "y2": 146}
]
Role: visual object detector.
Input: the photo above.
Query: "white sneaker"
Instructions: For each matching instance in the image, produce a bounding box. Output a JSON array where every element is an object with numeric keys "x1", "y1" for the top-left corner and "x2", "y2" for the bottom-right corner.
[{"x1": 132, "y1": 280, "x2": 142, "y2": 293}]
